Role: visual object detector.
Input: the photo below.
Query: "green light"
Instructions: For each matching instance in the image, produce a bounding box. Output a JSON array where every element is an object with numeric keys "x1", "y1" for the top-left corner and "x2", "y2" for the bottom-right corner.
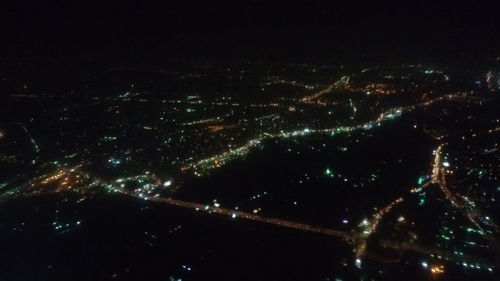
[
  {"x1": 324, "y1": 168, "x2": 334, "y2": 178},
  {"x1": 419, "y1": 198, "x2": 425, "y2": 205},
  {"x1": 119, "y1": 91, "x2": 131, "y2": 98},
  {"x1": 467, "y1": 227, "x2": 486, "y2": 236},
  {"x1": 417, "y1": 177, "x2": 425, "y2": 185}
]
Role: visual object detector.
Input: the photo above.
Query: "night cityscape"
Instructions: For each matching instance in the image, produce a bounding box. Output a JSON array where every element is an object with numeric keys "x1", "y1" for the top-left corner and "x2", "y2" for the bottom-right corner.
[{"x1": 1, "y1": 2, "x2": 499, "y2": 281}]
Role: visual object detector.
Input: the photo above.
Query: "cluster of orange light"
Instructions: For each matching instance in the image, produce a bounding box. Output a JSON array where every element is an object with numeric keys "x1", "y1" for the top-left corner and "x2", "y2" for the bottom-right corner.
[
  {"x1": 364, "y1": 83, "x2": 396, "y2": 95},
  {"x1": 58, "y1": 174, "x2": 82, "y2": 190},
  {"x1": 41, "y1": 170, "x2": 66, "y2": 184},
  {"x1": 430, "y1": 265, "x2": 445, "y2": 274},
  {"x1": 207, "y1": 124, "x2": 235, "y2": 133}
]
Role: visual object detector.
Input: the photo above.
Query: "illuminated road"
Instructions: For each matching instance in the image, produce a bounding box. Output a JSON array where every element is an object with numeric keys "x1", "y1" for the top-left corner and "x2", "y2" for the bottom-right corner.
[
  {"x1": 430, "y1": 144, "x2": 443, "y2": 184},
  {"x1": 145, "y1": 195, "x2": 356, "y2": 243},
  {"x1": 355, "y1": 197, "x2": 404, "y2": 259},
  {"x1": 379, "y1": 239, "x2": 494, "y2": 265},
  {"x1": 355, "y1": 144, "x2": 442, "y2": 260},
  {"x1": 2, "y1": 166, "x2": 494, "y2": 267},
  {"x1": 183, "y1": 94, "x2": 462, "y2": 175},
  {"x1": 300, "y1": 83, "x2": 337, "y2": 102},
  {"x1": 432, "y1": 144, "x2": 500, "y2": 260},
  {"x1": 121, "y1": 187, "x2": 494, "y2": 266}
]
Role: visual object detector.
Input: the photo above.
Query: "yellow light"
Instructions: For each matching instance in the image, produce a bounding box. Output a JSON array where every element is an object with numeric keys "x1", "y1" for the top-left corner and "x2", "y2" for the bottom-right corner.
[{"x1": 430, "y1": 265, "x2": 445, "y2": 274}]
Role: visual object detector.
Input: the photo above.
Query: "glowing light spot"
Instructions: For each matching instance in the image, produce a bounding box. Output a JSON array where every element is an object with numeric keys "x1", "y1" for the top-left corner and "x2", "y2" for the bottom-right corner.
[
  {"x1": 355, "y1": 258, "x2": 362, "y2": 269},
  {"x1": 430, "y1": 265, "x2": 444, "y2": 274},
  {"x1": 417, "y1": 176, "x2": 425, "y2": 185}
]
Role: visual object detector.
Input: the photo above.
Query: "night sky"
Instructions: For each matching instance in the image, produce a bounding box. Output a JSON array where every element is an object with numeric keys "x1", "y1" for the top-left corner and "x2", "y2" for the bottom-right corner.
[{"x1": 1, "y1": 1, "x2": 500, "y2": 61}]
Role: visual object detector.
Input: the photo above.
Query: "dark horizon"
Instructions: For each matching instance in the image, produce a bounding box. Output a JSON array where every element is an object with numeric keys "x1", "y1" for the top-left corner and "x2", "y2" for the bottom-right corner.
[{"x1": 1, "y1": 1, "x2": 500, "y2": 62}]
